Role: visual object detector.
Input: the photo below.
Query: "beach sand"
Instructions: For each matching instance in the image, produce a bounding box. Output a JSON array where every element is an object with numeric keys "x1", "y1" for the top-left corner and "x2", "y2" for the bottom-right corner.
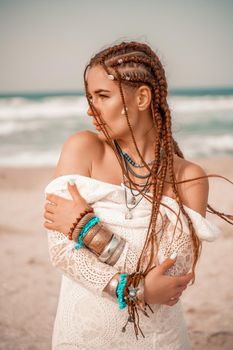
[{"x1": 0, "y1": 157, "x2": 233, "y2": 350}]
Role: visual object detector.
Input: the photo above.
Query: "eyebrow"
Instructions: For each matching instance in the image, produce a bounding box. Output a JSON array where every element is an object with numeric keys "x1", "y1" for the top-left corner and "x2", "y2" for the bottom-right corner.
[{"x1": 93, "y1": 89, "x2": 111, "y2": 94}]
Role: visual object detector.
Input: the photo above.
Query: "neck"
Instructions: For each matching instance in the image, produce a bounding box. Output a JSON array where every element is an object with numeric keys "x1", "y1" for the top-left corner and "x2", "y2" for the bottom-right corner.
[{"x1": 116, "y1": 124, "x2": 157, "y2": 161}]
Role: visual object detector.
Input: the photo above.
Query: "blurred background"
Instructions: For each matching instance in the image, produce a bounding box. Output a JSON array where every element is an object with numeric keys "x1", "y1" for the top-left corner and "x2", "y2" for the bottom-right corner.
[
  {"x1": 0, "y1": 1, "x2": 232, "y2": 349},
  {"x1": 0, "y1": 0, "x2": 233, "y2": 166}
]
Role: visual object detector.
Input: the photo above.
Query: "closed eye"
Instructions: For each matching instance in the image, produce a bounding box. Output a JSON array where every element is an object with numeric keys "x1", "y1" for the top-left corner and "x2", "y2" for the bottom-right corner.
[
  {"x1": 87, "y1": 94, "x2": 108, "y2": 99},
  {"x1": 99, "y1": 94, "x2": 109, "y2": 98}
]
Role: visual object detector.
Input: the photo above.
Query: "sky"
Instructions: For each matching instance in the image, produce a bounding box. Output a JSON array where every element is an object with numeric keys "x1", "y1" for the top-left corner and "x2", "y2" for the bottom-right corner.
[{"x1": 0, "y1": 0, "x2": 233, "y2": 93}]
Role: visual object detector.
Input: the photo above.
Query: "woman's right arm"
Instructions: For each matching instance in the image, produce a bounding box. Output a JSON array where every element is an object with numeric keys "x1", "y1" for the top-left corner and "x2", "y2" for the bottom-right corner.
[{"x1": 47, "y1": 227, "x2": 191, "y2": 304}]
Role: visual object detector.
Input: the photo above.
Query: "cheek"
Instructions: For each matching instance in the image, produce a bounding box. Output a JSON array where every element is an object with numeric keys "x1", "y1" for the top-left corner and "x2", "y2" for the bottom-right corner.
[
  {"x1": 101, "y1": 96, "x2": 135, "y2": 134},
  {"x1": 106, "y1": 98, "x2": 122, "y2": 115},
  {"x1": 102, "y1": 99, "x2": 122, "y2": 123}
]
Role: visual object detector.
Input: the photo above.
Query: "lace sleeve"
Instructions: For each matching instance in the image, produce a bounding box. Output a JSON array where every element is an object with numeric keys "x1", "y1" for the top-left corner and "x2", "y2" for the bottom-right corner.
[
  {"x1": 47, "y1": 229, "x2": 141, "y2": 296},
  {"x1": 47, "y1": 229, "x2": 118, "y2": 296},
  {"x1": 158, "y1": 215, "x2": 195, "y2": 276},
  {"x1": 157, "y1": 199, "x2": 221, "y2": 277}
]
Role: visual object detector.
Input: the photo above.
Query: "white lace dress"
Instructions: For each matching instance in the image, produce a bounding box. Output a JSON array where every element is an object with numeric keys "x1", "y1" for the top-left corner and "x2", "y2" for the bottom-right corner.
[{"x1": 45, "y1": 174, "x2": 220, "y2": 350}]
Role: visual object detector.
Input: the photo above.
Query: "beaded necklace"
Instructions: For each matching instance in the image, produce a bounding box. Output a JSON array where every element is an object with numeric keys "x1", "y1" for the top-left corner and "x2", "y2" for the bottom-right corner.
[
  {"x1": 114, "y1": 141, "x2": 152, "y2": 179},
  {"x1": 114, "y1": 140, "x2": 163, "y2": 219},
  {"x1": 121, "y1": 150, "x2": 155, "y2": 168}
]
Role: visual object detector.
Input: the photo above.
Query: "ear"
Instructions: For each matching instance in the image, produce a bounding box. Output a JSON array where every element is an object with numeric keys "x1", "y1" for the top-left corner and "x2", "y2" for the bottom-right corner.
[{"x1": 136, "y1": 85, "x2": 152, "y2": 111}]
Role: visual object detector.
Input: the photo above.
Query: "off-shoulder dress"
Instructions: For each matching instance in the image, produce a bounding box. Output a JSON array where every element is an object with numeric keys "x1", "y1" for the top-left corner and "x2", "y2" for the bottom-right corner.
[{"x1": 45, "y1": 174, "x2": 220, "y2": 350}]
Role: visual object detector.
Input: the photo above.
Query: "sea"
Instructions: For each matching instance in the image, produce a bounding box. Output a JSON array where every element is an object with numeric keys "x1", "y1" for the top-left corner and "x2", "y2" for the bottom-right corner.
[{"x1": 0, "y1": 87, "x2": 233, "y2": 166}]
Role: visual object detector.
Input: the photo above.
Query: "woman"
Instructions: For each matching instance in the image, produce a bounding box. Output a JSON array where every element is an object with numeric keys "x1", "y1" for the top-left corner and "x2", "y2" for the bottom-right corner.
[{"x1": 44, "y1": 41, "x2": 230, "y2": 349}]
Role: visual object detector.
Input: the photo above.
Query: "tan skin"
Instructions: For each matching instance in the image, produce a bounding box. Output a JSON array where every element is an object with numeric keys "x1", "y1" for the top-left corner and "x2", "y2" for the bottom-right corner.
[{"x1": 44, "y1": 65, "x2": 209, "y2": 306}]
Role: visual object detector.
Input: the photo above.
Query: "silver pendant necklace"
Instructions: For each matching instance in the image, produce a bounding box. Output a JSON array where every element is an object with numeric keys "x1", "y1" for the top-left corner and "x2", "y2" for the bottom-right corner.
[
  {"x1": 114, "y1": 140, "x2": 163, "y2": 220},
  {"x1": 123, "y1": 175, "x2": 151, "y2": 220},
  {"x1": 125, "y1": 208, "x2": 133, "y2": 220}
]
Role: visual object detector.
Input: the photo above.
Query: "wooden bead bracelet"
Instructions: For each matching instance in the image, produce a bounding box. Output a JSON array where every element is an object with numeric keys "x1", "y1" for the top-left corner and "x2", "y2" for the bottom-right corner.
[{"x1": 67, "y1": 206, "x2": 94, "y2": 240}]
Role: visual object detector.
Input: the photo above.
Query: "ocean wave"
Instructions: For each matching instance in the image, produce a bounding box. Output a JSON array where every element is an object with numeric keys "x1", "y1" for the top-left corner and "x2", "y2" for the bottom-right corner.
[
  {"x1": 0, "y1": 150, "x2": 60, "y2": 167},
  {"x1": 0, "y1": 94, "x2": 233, "y2": 121},
  {"x1": 0, "y1": 118, "x2": 92, "y2": 137},
  {"x1": 169, "y1": 95, "x2": 233, "y2": 113},
  {"x1": 0, "y1": 96, "x2": 88, "y2": 120},
  {"x1": 0, "y1": 120, "x2": 47, "y2": 135},
  {"x1": 177, "y1": 134, "x2": 233, "y2": 158},
  {"x1": 0, "y1": 134, "x2": 232, "y2": 166}
]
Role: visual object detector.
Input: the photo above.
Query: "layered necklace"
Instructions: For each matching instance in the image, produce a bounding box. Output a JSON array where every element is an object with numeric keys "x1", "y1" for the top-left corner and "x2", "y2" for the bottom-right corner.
[{"x1": 114, "y1": 140, "x2": 163, "y2": 219}]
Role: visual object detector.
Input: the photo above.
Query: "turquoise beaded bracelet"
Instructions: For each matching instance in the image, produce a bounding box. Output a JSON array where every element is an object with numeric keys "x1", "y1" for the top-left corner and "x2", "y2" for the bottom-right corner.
[
  {"x1": 75, "y1": 216, "x2": 100, "y2": 249},
  {"x1": 116, "y1": 273, "x2": 128, "y2": 309}
]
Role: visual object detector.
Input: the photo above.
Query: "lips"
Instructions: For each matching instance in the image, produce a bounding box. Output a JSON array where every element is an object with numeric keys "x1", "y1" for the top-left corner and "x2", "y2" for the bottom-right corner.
[
  {"x1": 92, "y1": 121, "x2": 103, "y2": 131},
  {"x1": 93, "y1": 120, "x2": 104, "y2": 127},
  {"x1": 93, "y1": 122, "x2": 102, "y2": 127}
]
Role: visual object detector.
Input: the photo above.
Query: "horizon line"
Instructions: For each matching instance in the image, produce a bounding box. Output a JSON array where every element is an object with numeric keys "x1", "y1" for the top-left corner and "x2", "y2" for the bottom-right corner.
[{"x1": 0, "y1": 85, "x2": 233, "y2": 98}]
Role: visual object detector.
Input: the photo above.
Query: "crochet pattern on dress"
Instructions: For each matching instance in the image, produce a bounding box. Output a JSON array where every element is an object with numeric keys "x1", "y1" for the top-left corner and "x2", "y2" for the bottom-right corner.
[{"x1": 45, "y1": 174, "x2": 220, "y2": 350}]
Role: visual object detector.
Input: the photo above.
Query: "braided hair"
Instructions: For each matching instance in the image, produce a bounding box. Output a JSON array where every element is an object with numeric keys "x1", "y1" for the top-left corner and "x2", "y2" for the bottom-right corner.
[{"x1": 83, "y1": 41, "x2": 233, "y2": 336}]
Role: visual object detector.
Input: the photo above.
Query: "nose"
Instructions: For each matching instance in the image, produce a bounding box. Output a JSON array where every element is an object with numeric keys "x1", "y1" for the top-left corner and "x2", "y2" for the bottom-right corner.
[
  {"x1": 87, "y1": 104, "x2": 100, "y2": 118},
  {"x1": 87, "y1": 106, "x2": 93, "y2": 116}
]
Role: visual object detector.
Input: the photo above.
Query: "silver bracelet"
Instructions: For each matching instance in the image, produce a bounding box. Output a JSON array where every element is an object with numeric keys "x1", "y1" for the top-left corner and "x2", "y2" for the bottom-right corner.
[
  {"x1": 103, "y1": 275, "x2": 119, "y2": 303},
  {"x1": 106, "y1": 239, "x2": 126, "y2": 266},
  {"x1": 98, "y1": 235, "x2": 122, "y2": 262},
  {"x1": 107, "y1": 276, "x2": 119, "y2": 299}
]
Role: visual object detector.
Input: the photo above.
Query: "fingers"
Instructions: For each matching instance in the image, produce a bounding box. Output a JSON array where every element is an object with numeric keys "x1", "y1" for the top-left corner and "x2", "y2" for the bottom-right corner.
[
  {"x1": 44, "y1": 220, "x2": 55, "y2": 230},
  {"x1": 165, "y1": 289, "x2": 183, "y2": 306},
  {"x1": 44, "y1": 211, "x2": 54, "y2": 221},
  {"x1": 178, "y1": 285, "x2": 187, "y2": 293},
  {"x1": 173, "y1": 291, "x2": 182, "y2": 299},
  {"x1": 166, "y1": 291, "x2": 182, "y2": 306},
  {"x1": 176, "y1": 272, "x2": 193, "y2": 287},
  {"x1": 46, "y1": 193, "x2": 61, "y2": 204},
  {"x1": 166, "y1": 298, "x2": 180, "y2": 307},
  {"x1": 44, "y1": 202, "x2": 56, "y2": 213},
  {"x1": 46, "y1": 179, "x2": 84, "y2": 204},
  {"x1": 67, "y1": 179, "x2": 82, "y2": 201},
  {"x1": 158, "y1": 257, "x2": 176, "y2": 274}
]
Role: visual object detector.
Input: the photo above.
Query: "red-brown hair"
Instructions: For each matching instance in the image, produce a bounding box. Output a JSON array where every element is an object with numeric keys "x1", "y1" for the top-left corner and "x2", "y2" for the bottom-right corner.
[{"x1": 83, "y1": 41, "x2": 233, "y2": 281}]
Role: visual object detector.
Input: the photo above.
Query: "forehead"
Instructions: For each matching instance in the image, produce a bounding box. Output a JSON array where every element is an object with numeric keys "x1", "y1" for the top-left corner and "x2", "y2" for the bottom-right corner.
[{"x1": 86, "y1": 65, "x2": 118, "y2": 92}]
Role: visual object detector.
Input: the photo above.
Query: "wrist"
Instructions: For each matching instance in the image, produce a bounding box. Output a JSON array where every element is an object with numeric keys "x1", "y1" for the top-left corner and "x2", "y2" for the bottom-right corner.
[
  {"x1": 73, "y1": 213, "x2": 126, "y2": 266},
  {"x1": 68, "y1": 206, "x2": 94, "y2": 240}
]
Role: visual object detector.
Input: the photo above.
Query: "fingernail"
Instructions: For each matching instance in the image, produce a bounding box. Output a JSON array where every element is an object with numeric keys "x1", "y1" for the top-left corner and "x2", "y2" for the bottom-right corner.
[
  {"x1": 69, "y1": 179, "x2": 75, "y2": 186},
  {"x1": 170, "y1": 251, "x2": 177, "y2": 260}
]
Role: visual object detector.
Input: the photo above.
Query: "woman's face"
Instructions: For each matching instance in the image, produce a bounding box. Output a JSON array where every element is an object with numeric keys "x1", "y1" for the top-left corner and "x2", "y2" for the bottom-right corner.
[{"x1": 86, "y1": 65, "x2": 138, "y2": 139}]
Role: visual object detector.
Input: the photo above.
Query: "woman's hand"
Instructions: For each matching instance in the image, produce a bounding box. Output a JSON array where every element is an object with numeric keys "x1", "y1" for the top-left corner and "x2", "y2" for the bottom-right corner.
[
  {"x1": 144, "y1": 256, "x2": 193, "y2": 306},
  {"x1": 44, "y1": 180, "x2": 89, "y2": 235}
]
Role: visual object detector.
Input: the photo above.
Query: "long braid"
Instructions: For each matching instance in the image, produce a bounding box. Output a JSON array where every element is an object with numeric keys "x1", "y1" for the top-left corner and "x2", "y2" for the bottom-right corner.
[
  {"x1": 159, "y1": 87, "x2": 201, "y2": 276},
  {"x1": 84, "y1": 40, "x2": 233, "y2": 336}
]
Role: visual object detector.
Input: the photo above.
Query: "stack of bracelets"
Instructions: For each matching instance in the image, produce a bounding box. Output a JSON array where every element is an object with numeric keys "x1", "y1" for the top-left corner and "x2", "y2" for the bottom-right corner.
[{"x1": 67, "y1": 206, "x2": 148, "y2": 337}]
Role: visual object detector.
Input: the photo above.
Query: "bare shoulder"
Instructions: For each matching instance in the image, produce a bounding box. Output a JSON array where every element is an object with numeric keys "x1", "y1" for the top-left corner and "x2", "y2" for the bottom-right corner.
[
  {"x1": 54, "y1": 130, "x2": 104, "y2": 178},
  {"x1": 174, "y1": 155, "x2": 209, "y2": 217}
]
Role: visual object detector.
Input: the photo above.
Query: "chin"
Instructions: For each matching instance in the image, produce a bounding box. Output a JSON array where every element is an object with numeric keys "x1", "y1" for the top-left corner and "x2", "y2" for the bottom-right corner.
[
  {"x1": 97, "y1": 127, "x2": 121, "y2": 142},
  {"x1": 97, "y1": 130, "x2": 109, "y2": 141}
]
